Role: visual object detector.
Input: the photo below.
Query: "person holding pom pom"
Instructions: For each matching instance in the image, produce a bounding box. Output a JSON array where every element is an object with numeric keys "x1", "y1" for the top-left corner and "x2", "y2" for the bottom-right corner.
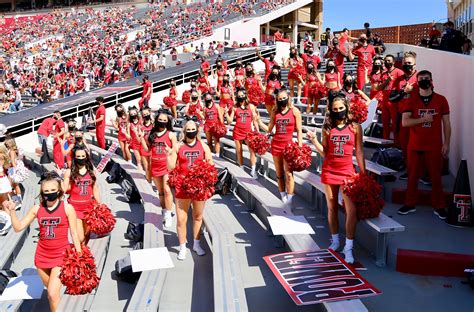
[
  {"x1": 258, "y1": 89, "x2": 303, "y2": 207},
  {"x1": 225, "y1": 88, "x2": 260, "y2": 179},
  {"x1": 63, "y1": 146, "x2": 100, "y2": 244},
  {"x1": 203, "y1": 92, "x2": 224, "y2": 157},
  {"x1": 139, "y1": 110, "x2": 177, "y2": 228},
  {"x1": 306, "y1": 95, "x2": 366, "y2": 264},
  {"x1": 166, "y1": 120, "x2": 213, "y2": 260},
  {"x1": 164, "y1": 80, "x2": 178, "y2": 118},
  {"x1": 3, "y1": 172, "x2": 82, "y2": 312}
]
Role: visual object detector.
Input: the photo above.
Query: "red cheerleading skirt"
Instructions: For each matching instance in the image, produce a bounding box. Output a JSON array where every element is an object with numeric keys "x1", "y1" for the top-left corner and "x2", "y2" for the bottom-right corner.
[{"x1": 35, "y1": 240, "x2": 70, "y2": 269}]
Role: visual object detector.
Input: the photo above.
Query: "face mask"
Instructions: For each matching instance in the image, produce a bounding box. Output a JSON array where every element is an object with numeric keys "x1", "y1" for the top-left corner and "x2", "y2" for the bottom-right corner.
[
  {"x1": 308, "y1": 50, "x2": 314, "y2": 55},
  {"x1": 344, "y1": 80, "x2": 353, "y2": 87},
  {"x1": 205, "y1": 99, "x2": 212, "y2": 106},
  {"x1": 190, "y1": 83, "x2": 196, "y2": 88},
  {"x1": 269, "y1": 56, "x2": 274, "y2": 61},
  {"x1": 373, "y1": 64, "x2": 381, "y2": 70},
  {"x1": 75, "y1": 157, "x2": 86, "y2": 166},
  {"x1": 271, "y1": 72, "x2": 278, "y2": 77},
  {"x1": 130, "y1": 115, "x2": 138, "y2": 122},
  {"x1": 289, "y1": 52, "x2": 295, "y2": 58},
  {"x1": 418, "y1": 80, "x2": 432, "y2": 90},
  {"x1": 359, "y1": 38, "x2": 367, "y2": 43},
  {"x1": 68, "y1": 126, "x2": 76, "y2": 131},
  {"x1": 277, "y1": 98, "x2": 288, "y2": 107},
  {"x1": 186, "y1": 130, "x2": 198, "y2": 140},
  {"x1": 75, "y1": 136, "x2": 82, "y2": 142},
  {"x1": 330, "y1": 109, "x2": 346, "y2": 120},
  {"x1": 384, "y1": 61, "x2": 393, "y2": 69},
  {"x1": 307, "y1": 67, "x2": 314, "y2": 72},
  {"x1": 157, "y1": 121, "x2": 167, "y2": 129},
  {"x1": 327, "y1": 65, "x2": 335, "y2": 70},
  {"x1": 402, "y1": 64, "x2": 414, "y2": 74},
  {"x1": 333, "y1": 41, "x2": 339, "y2": 46},
  {"x1": 43, "y1": 192, "x2": 59, "y2": 202},
  {"x1": 117, "y1": 110, "x2": 124, "y2": 117},
  {"x1": 217, "y1": 65, "x2": 222, "y2": 69},
  {"x1": 236, "y1": 96, "x2": 246, "y2": 103},
  {"x1": 143, "y1": 115, "x2": 151, "y2": 121},
  {"x1": 191, "y1": 96, "x2": 198, "y2": 101}
]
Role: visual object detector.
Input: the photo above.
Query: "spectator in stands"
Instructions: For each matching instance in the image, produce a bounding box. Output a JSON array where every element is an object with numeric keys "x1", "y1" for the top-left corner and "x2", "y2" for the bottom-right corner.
[
  {"x1": 94, "y1": 97, "x2": 106, "y2": 150},
  {"x1": 8, "y1": 88, "x2": 22, "y2": 112},
  {"x1": 398, "y1": 70, "x2": 451, "y2": 219},
  {"x1": 364, "y1": 22, "x2": 373, "y2": 44},
  {"x1": 463, "y1": 38, "x2": 472, "y2": 55},
  {"x1": 372, "y1": 33, "x2": 386, "y2": 54},
  {"x1": 37, "y1": 116, "x2": 56, "y2": 147},
  {"x1": 320, "y1": 27, "x2": 333, "y2": 57},
  {"x1": 348, "y1": 34, "x2": 377, "y2": 90},
  {"x1": 439, "y1": 21, "x2": 464, "y2": 53},
  {"x1": 428, "y1": 25, "x2": 442, "y2": 49},
  {"x1": 52, "y1": 111, "x2": 66, "y2": 169}
]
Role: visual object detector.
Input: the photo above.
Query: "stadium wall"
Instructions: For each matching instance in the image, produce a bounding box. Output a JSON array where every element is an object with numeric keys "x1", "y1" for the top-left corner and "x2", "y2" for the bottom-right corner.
[{"x1": 350, "y1": 23, "x2": 433, "y2": 45}]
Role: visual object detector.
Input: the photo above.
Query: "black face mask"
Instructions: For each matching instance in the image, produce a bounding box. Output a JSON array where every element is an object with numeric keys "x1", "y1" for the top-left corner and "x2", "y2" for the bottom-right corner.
[
  {"x1": 236, "y1": 96, "x2": 246, "y2": 103},
  {"x1": 289, "y1": 52, "x2": 296, "y2": 58},
  {"x1": 327, "y1": 65, "x2": 335, "y2": 70},
  {"x1": 359, "y1": 38, "x2": 367, "y2": 43},
  {"x1": 344, "y1": 80, "x2": 353, "y2": 87},
  {"x1": 418, "y1": 80, "x2": 432, "y2": 90},
  {"x1": 330, "y1": 109, "x2": 347, "y2": 120},
  {"x1": 269, "y1": 56, "x2": 274, "y2": 61},
  {"x1": 308, "y1": 50, "x2": 314, "y2": 55},
  {"x1": 205, "y1": 99, "x2": 213, "y2": 106},
  {"x1": 75, "y1": 136, "x2": 82, "y2": 142},
  {"x1": 143, "y1": 115, "x2": 151, "y2": 121},
  {"x1": 68, "y1": 126, "x2": 76, "y2": 132},
  {"x1": 307, "y1": 67, "x2": 314, "y2": 73},
  {"x1": 75, "y1": 157, "x2": 87, "y2": 166},
  {"x1": 217, "y1": 65, "x2": 222, "y2": 69},
  {"x1": 186, "y1": 130, "x2": 198, "y2": 140},
  {"x1": 402, "y1": 64, "x2": 414, "y2": 74},
  {"x1": 190, "y1": 83, "x2": 196, "y2": 88},
  {"x1": 191, "y1": 96, "x2": 198, "y2": 101},
  {"x1": 277, "y1": 98, "x2": 288, "y2": 107},
  {"x1": 117, "y1": 111, "x2": 124, "y2": 117},
  {"x1": 157, "y1": 121, "x2": 167, "y2": 129},
  {"x1": 373, "y1": 64, "x2": 381, "y2": 70},
  {"x1": 43, "y1": 192, "x2": 59, "y2": 202},
  {"x1": 130, "y1": 115, "x2": 138, "y2": 122},
  {"x1": 384, "y1": 61, "x2": 393, "y2": 69}
]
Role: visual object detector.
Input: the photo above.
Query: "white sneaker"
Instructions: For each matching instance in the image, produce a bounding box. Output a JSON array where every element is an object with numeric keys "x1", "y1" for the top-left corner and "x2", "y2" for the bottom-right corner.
[
  {"x1": 193, "y1": 241, "x2": 206, "y2": 256},
  {"x1": 328, "y1": 240, "x2": 340, "y2": 251},
  {"x1": 251, "y1": 170, "x2": 258, "y2": 180},
  {"x1": 343, "y1": 247, "x2": 354, "y2": 264},
  {"x1": 163, "y1": 210, "x2": 173, "y2": 228},
  {"x1": 281, "y1": 194, "x2": 288, "y2": 203},
  {"x1": 177, "y1": 246, "x2": 187, "y2": 260}
]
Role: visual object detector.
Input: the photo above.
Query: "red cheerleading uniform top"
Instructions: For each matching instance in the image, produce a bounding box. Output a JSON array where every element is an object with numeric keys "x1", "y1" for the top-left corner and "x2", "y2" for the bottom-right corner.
[
  {"x1": 405, "y1": 92, "x2": 450, "y2": 152},
  {"x1": 245, "y1": 76, "x2": 258, "y2": 88},
  {"x1": 140, "y1": 122, "x2": 153, "y2": 157},
  {"x1": 35, "y1": 201, "x2": 70, "y2": 268},
  {"x1": 272, "y1": 108, "x2": 295, "y2": 145},
  {"x1": 234, "y1": 68, "x2": 245, "y2": 88},
  {"x1": 68, "y1": 171, "x2": 94, "y2": 216},
  {"x1": 197, "y1": 76, "x2": 208, "y2": 86},
  {"x1": 352, "y1": 44, "x2": 376, "y2": 69},
  {"x1": 233, "y1": 105, "x2": 253, "y2": 140},
  {"x1": 322, "y1": 125, "x2": 356, "y2": 185},
  {"x1": 220, "y1": 86, "x2": 231, "y2": 97},
  {"x1": 266, "y1": 79, "x2": 281, "y2": 95},
  {"x1": 150, "y1": 130, "x2": 172, "y2": 177},
  {"x1": 325, "y1": 72, "x2": 340, "y2": 90},
  {"x1": 170, "y1": 87, "x2": 177, "y2": 98},
  {"x1": 117, "y1": 115, "x2": 128, "y2": 141},
  {"x1": 204, "y1": 103, "x2": 219, "y2": 132},
  {"x1": 307, "y1": 73, "x2": 320, "y2": 88},
  {"x1": 370, "y1": 72, "x2": 383, "y2": 100},
  {"x1": 177, "y1": 140, "x2": 205, "y2": 173},
  {"x1": 129, "y1": 120, "x2": 142, "y2": 150}
]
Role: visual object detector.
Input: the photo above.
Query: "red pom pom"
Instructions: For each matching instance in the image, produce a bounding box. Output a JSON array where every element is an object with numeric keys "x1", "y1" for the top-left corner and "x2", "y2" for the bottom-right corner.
[
  {"x1": 247, "y1": 84, "x2": 264, "y2": 105},
  {"x1": 182, "y1": 90, "x2": 191, "y2": 104},
  {"x1": 209, "y1": 121, "x2": 227, "y2": 139},
  {"x1": 282, "y1": 142, "x2": 312, "y2": 172},
  {"x1": 59, "y1": 244, "x2": 100, "y2": 295},
  {"x1": 187, "y1": 104, "x2": 202, "y2": 120},
  {"x1": 167, "y1": 168, "x2": 184, "y2": 189},
  {"x1": 181, "y1": 160, "x2": 218, "y2": 201},
  {"x1": 163, "y1": 96, "x2": 177, "y2": 107},
  {"x1": 246, "y1": 131, "x2": 270, "y2": 155},
  {"x1": 84, "y1": 202, "x2": 116, "y2": 236},
  {"x1": 343, "y1": 173, "x2": 385, "y2": 220},
  {"x1": 350, "y1": 96, "x2": 368, "y2": 124}
]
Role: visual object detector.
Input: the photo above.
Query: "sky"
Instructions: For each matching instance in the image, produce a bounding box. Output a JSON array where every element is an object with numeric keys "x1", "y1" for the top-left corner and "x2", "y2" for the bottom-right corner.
[{"x1": 323, "y1": 0, "x2": 448, "y2": 31}]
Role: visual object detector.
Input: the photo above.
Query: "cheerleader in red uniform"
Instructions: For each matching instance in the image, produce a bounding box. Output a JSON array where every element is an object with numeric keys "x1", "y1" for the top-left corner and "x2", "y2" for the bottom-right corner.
[
  {"x1": 113, "y1": 104, "x2": 132, "y2": 161},
  {"x1": 128, "y1": 107, "x2": 143, "y2": 170},
  {"x1": 185, "y1": 90, "x2": 204, "y2": 122},
  {"x1": 197, "y1": 70, "x2": 211, "y2": 96},
  {"x1": 167, "y1": 120, "x2": 213, "y2": 260},
  {"x1": 264, "y1": 67, "x2": 282, "y2": 115},
  {"x1": 4, "y1": 172, "x2": 82, "y2": 312},
  {"x1": 306, "y1": 95, "x2": 366, "y2": 264},
  {"x1": 365, "y1": 57, "x2": 384, "y2": 103},
  {"x1": 203, "y1": 92, "x2": 224, "y2": 156},
  {"x1": 232, "y1": 61, "x2": 245, "y2": 89},
  {"x1": 140, "y1": 111, "x2": 177, "y2": 228},
  {"x1": 52, "y1": 111, "x2": 66, "y2": 169},
  {"x1": 305, "y1": 62, "x2": 324, "y2": 114},
  {"x1": 139, "y1": 107, "x2": 154, "y2": 181},
  {"x1": 258, "y1": 89, "x2": 303, "y2": 206},
  {"x1": 324, "y1": 60, "x2": 342, "y2": 93},
  {"x1": 225, "y1": 89, "x2": 259, "y2": 179},
  {"x1": 217, "y1": 75, "x2": 234, "y2": 109},
  {"x1": 63, "y1": 147, "x2": 100, "y2": 244},
  {"x1": 341, "y1": 73, "x2": 370, "y2": 104},
  {"x1": 165, "y1": 80, "x2": 178, "y2": 119},
  {"x1": 284, "y1": 47, "x2": 305, "y2": 101},
  {"x1": 244, "y1": 64, "x2": 264, "y2": 106},
  {"x1": 213, "y1": 60, "x2": 227, "y2": 91}
]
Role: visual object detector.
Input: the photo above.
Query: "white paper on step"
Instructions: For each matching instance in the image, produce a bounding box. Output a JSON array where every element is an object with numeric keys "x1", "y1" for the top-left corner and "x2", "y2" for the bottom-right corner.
[
  {"x1": 0, "y1": 274, "x2": 44, "y2": 301},
  {"x1": 267, "y1": 215, "x2": 315, "y2": 235},
  {"x1": 130, "y1": 247, "x2": 174, "y2": 272}
]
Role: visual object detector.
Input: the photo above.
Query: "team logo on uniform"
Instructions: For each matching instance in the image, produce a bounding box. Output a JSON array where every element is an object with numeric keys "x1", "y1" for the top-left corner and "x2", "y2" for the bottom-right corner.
[
  {"x1": 361, "y1": 51, "x2": 370, "y2": 61},
  {"x1": 418, "y1": 109, "x2": 436, "y2": 128},
  {"x1": 331, "y1": 135, "x2": 350, "y2": 156},
  {"x1": 77, "y1": 179, "x2": 91, "y2": 196},
  {"x1": 453, "y1": 194, "x2": 471, "y2": 223},
  {"x1": 239, "y1": 112, "x2": 250, "y2": 123},
  {"x1": 40, "y1": 217, "x2": 61, "y2": 239},
  {"x1": 184, "y1": 151, "x2": 200, "y2": 167},
  {"x1": 276, "y1": 119, "x2": 290, "y2": 133},
  {"x1": 206, "y1": 110, "x2": 215, "y2": 120},
  {"x1": 153, "y1": 141, "x2": 166, "y2": 155}
]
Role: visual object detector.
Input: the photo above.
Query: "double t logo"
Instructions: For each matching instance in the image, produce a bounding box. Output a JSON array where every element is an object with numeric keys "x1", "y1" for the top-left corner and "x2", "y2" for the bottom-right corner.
[
  {"x1": 40, "y1": 217, "x2": 61, "y2": 239},
  {"x1": 331, "y1": 134, "x2": 350, "y2": 156}
]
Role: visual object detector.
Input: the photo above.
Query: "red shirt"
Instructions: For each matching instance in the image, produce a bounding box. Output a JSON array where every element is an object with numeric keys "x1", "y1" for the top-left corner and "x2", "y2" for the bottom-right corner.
[
  {"x1": 53, "y1": 119, "x2": 65, "y2": 143},
  {"x1": 381, "y1": 67, "x2": 404, "y2": 101},
  {"x1": 177, "y1": 140, "x2": 205, "y2": 172},
  {"x1": 393, "y1": 71, "x2": 418, "y2": 112},
  {"x1": 151, "y1": 131, "x2": 172, "y2": 162},
  {"x1": 302, "y1": 54, "x2": 321, "y2": 68},
  {"x1": 36, "y1": 201, "x2": 69, "y2": 252},
  {"x1": 263, "y1": 58, "x2": 277, "y2": 79},
  {"x1": 38, "y1": 117, "x2": 56, "y2": 136},
  {"x1": 142, "y1": 81, "x2": 152, "y2": 99},
  {"x1": 234, "y1": 105, "x2": 253, "y2": 132},
  {"x1": 273, "y1": 108, "x2": 295, "y2": 143},
  {"x1": 405, "y1": 92, "x2": 449, "y2": 151},
  {"x1": 201, "y1": 61, "x2": 210, "y2": 76},
  {"x1": 95, "y1": 105, "x2": 105, "y2": 129},
  {"x1": 69, "y1": 172, "x2": 94, "y2": 206},
  {"x1": 325, "y1": 47, "x2": 346, "y2": 67},
  {"x1": 352, "y1": 44, "x2": 376, "y2": 69}
]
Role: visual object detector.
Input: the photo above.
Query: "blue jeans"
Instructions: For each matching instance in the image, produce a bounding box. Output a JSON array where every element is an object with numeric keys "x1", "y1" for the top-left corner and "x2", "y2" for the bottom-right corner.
[{"x1": 8, "y1": 100, "x2": 21, "y2": 112}]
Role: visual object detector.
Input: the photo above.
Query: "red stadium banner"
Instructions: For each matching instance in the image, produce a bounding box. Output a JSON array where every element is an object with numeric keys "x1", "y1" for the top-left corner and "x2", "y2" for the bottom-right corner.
[{"x1": 263, "y1": 249, "x2": 381, "y2": 305}]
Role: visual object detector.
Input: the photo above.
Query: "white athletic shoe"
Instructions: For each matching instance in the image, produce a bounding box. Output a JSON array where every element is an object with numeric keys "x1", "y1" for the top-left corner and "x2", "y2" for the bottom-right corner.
[
  {"x1": 328, "y1": 240, "x2": 340, "y2": 251},
  {"x1": 177, "y1": 246, "x2": 187, "y2": 260},
  {"x1": 343, "y1": 247, "x2": 354, "y2": 264},
  {"x1": 193, "y1": 241, "x2": 206, "y2": 256},
  {"x1": 251, "y1": 170, "x2": 258, "y2": 180},
  {"x1": 281, "y1": 194, "x2": 288, "y2": 203},
  {"x1": 163, "y1": 210, "x2": 173, "y2": 228}
]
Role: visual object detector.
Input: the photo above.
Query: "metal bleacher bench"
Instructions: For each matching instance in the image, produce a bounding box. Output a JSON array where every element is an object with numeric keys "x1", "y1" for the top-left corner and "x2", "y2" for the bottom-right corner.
[
  {"x1": 86, "y1": 142, "x2": 167, "y2": 311},
  {"x1": 218, "y1": 137, "x2": 404, "y2": 267},
  {"x1": 212, "y1": 157, "x2": 368, "y2": 311}
]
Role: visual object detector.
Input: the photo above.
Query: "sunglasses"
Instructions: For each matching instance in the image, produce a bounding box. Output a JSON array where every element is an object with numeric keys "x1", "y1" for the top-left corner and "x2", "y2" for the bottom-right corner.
[{"x1": 185, "y1": 116, "x2": 199, "y2": 122}]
